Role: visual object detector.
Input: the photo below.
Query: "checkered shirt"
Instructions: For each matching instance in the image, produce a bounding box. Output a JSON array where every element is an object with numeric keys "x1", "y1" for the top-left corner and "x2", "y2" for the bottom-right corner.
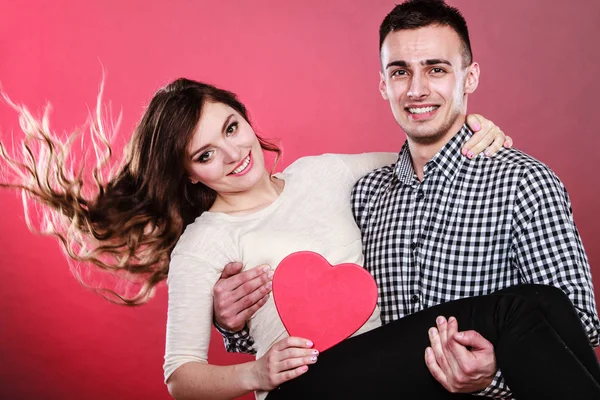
[
  {"x1": 214, "y1": 321, "x2": 257, "y2": 355},
  {"x1": 351, "y1": 125, "x2": 599, "y2": 399}
]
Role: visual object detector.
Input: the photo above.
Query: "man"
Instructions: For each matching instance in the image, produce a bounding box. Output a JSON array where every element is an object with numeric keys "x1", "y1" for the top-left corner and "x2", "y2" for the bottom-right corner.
[
  {"x1": 353, "y1": 0, "x2": 599, "y2": 397},
  {"x1": 212, "y1": 0, "x2": 599, "y2": 398}
]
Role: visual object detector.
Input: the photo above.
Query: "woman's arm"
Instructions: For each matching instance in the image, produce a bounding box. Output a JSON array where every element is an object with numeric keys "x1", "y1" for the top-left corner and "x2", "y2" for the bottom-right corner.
[
  {"x1": 165, "y1": 252, "x2": 317, "y2": 399},
  {"x1": 167, "y1": 361, "x2": 256, "y2": 399},
  {"x1": 335, "y1": 113, "x2": 513, "y2": 182},
  {"x1": 462, "y1": 113, "x2": 513, "y2": 158},
  {"x1": 167, "y1": 336, "x2": 317, "y2": 399}
]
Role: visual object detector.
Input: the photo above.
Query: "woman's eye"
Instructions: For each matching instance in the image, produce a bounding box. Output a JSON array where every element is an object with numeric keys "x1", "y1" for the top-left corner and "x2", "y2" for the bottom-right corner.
[
  {"x1": 226, "y1": 122, "x2": 238, "y2": 137},
  {"x1": 197, "y1": 150, "x2": 214, "y2": 163}
]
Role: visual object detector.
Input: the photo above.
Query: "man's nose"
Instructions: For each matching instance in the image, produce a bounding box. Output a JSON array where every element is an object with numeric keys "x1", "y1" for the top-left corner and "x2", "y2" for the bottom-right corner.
[{"x1": 407, "y1": 74, "x2": 430, "y2": 99}]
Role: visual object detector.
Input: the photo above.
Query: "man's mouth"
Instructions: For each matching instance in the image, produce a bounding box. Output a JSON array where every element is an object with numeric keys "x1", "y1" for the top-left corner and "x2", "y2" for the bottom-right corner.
[
  {"x1": 407, "y1": 106, "x2": 439, "y2": 115},
  {"x1": 229, "y1": 153, "x2": 252, "y2": 175}
]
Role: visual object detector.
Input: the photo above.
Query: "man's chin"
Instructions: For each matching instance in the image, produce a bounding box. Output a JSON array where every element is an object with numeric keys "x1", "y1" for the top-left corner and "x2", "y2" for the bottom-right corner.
[
  {"x1": 408, "y1": 132, "x2": 448, "y2": 145},
  {"x1": 400, "y1": 113, "x2": 462, "y2": 145},
  {"x1": 401, "y1": 124, "x2": 446, "y2": 144}
]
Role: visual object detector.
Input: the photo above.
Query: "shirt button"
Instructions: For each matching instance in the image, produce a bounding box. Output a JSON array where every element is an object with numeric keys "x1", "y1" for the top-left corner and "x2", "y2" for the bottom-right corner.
[
  {"x1": 411, "y1": 294, "x2": 420, "y2": 304},
  {"x1": 416, "y1": 190, "x2": 425, "y2": 200}
]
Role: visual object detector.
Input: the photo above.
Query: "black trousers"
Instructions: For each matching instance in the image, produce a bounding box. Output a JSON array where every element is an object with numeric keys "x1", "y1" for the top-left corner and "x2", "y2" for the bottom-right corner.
[{"x1": 266, "y1": 284, "x2": 600, "y2": 399}]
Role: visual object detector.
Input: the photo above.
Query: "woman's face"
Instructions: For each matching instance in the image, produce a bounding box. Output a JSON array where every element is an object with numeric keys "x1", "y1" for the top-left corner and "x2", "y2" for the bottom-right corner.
[{"x1": 184, "y1": 101, "x2": 267, "y2": 195}]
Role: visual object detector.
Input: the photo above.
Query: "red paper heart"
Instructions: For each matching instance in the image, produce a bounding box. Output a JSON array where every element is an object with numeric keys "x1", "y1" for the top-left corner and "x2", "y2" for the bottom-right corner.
[{"x1": 272, "y1": 251, "x2": 378, "y2": 352}]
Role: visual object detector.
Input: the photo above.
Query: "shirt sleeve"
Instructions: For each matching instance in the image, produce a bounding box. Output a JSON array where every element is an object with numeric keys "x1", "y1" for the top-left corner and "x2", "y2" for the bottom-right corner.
[
  {"x1": 512, "y1": 164, "x2": 600, "y2": 346},
  {"x1": 474, "y1": 163, "x2": 600, "y2": 400},
  {"x1": 213, "y1": 322, "x2": 257, "y2": 355},
  {"x1": 163, "y1": 253, "x2": 219, "y2": 382},
  {"x1": 350, "y1": 160, "x2": 395, "y2": 234},
  {"x1": 335, "y1": 152, "x2": 398, "y2": 182},
  {"x1": 473, "y1": 369, "x2": 514, "y2": 399}
]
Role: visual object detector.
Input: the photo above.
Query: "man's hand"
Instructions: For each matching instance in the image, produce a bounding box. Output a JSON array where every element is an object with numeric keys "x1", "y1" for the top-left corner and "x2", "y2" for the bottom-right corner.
[
  {"x1": 425, "y1": 316, "x2": 497, "y2": 393},
  {"x1": 213, "y1": 262, "x2": 273, "y2": 332}
]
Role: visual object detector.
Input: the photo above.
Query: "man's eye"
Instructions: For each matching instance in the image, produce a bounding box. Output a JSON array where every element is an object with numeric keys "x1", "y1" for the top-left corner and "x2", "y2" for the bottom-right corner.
[
  {"x1": 432, "y1": 67, "x2": 445, "y2": 73},
  {"x1": 226, "y1": 122, "x2": 238, "y2": 137},
  {"x1": 391, "y1": 69, "x2": 407, "y2": 77}
]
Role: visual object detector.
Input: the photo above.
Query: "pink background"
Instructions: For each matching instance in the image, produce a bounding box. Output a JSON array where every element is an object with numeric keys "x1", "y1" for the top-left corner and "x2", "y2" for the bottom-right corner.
[{"x1": 1, "y1": 1, "x2": 599, "y2": 399}]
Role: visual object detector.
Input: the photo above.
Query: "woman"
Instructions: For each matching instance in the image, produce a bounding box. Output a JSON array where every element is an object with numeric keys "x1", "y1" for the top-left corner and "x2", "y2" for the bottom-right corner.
[{"x1": 1, "y1": 78, "x2": 598, "y2": 399}]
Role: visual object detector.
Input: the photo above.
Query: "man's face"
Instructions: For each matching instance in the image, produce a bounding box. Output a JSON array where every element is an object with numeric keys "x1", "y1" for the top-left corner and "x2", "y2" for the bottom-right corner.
[{"x1": 379, "y1": 25, "x2": 479, "y2": 144}]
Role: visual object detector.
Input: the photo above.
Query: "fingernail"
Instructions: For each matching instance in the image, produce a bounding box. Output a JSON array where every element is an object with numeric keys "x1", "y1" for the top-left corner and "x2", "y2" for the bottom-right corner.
[
  {"x1": 301, "y1": 365, "x2": 309, "y2": 372},
  {"x1": 436, "y1": 316, "x2": 445, "y2": 325},
  {"x1": 448, "y1": 317, "x2": 456, "y2": 324},
  {"x1": 310, "y1": 355, "x2": 318, "y2": 362},
  {"x1": 461, "y1": 148, "x2": 468, "y2": 155},
  {"x1": 467, "y1": 151, "x2": 474, "y2": 159},
  {"x1": 267, "y1": 270, "x2": 274, "y2": 279},
  {"x1": 426, "y1": 347, "x2": 433, "y2": 357},
  {"x1": 429, "y1": 327, "x2": 437, "y2": 337},
  {"x1": 456, "y1": 332, "x2": 464, "y2": 338},
  {"x1": 306, "y1": 340, "x2": 313, "y2": 347},
  {"x1": 312, "y1": 350, "x2": 319, "y2": 355},
  {"x1": 263, "y1": 266, "x2": 270, "y2": 273},
  {"x1": 265, "y1": 281, "x2": 272, "y2": 290},
  {"x1": 484, "y1": 150, "x2": 491, "y2": 157},
  {"x1": 474, "y1": 122, "x2": 481, "y2": 130}
]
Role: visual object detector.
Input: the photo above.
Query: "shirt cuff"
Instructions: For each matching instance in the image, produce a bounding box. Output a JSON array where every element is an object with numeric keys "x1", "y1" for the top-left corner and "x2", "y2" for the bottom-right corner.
[
  {"x1": 213, "y1": 321, "x2": 257, "y2": 355},
  {"x1": 213, "y1": 321, "x2": 241, "y2": 336},
  {"x1": 472, "y1": 369, "x2": 513, "y2": 399}
]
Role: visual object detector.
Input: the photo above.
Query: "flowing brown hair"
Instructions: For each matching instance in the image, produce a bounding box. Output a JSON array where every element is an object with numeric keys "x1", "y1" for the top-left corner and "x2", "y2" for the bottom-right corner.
[{"x1": 0, "y1": 78, "x2": 281, "y2": 305}]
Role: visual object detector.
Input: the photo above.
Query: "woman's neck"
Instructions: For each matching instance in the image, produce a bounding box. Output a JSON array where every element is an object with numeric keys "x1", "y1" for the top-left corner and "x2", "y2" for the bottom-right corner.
[{"x1": 210, "y1": 175, "x2": 284, "y2": 216}]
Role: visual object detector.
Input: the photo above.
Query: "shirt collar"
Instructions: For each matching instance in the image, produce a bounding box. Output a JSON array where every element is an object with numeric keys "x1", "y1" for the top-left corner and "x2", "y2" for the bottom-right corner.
[
  {"x1": 394, "y1": 124, "x2": 472, "y2": 184},
  {"x1": 394, "y1": 142, "x2": 416, "y2": 185}
]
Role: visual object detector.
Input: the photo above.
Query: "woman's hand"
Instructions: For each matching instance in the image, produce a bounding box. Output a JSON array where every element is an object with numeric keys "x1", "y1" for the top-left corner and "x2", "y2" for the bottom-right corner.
[
  {"x1": 463, "y1": 114, "x2": 513, "y2": 158},
  {"x1": 252, "y1": 336, "x2": 318, "y2": 391}
]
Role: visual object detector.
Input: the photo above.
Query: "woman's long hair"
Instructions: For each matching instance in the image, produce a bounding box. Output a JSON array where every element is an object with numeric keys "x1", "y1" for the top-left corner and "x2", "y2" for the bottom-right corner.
[{"x1": 0, "y1": 78, "x2": 281, "y2": 305}]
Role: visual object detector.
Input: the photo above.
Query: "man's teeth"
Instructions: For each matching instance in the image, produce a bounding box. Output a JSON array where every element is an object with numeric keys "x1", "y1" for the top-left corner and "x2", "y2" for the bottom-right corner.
[
  {"x1": 408, "y1": 106, "x2": 438, "y2": 114},
  {"x1": 231, "y1": 155, "x2": 251, "y2": 174}
]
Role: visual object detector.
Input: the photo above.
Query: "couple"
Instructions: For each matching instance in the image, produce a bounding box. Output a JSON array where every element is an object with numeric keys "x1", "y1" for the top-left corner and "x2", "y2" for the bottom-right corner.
[
  {"x1": 1, "y1": 0, "x2": 598, "y2": 399},
  {"x1": 199, "y1": 1, "x2": 600, "y2": 399}
]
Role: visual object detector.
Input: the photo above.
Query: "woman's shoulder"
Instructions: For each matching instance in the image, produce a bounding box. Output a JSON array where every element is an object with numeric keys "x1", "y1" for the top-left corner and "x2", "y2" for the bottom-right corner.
[
  {"x1": 171, "y1": 214, "x2": 236, "y2": 261},
  {"x1": 281, "y1": 153, "x2": 396, "y2": 186},
  {"x1": 281, "y1": 154, "x2": 347, "y2": 176}
]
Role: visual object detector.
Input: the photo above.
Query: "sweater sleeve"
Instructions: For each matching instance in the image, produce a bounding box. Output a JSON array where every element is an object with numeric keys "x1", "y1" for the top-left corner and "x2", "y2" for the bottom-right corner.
[
  {"x1": 163, "y1": 253, "x2": 220, "y2": 382},
  {"x1": 334, "y1": 152, "x2": 398, "y2": 182}
]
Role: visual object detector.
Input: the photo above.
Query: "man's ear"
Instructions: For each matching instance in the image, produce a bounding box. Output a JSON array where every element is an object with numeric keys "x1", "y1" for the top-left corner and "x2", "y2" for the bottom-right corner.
[
  {"x1": 464, "y1": 62, "x2": 480, "y2": 94},
  {"x1": 379, "y1": 71, "x2": 389, "y2": 100}
]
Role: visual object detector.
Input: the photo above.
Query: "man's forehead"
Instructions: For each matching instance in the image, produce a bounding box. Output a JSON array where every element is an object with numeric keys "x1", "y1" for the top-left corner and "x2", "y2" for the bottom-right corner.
[{"x1": 380, "y1": 25, "x2": 463, "y2": 64}]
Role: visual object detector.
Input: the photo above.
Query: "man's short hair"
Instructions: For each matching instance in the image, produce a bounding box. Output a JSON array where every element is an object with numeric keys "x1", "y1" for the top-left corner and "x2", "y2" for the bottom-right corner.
[{"x1": 379, "y1": 0, "x2": 473, "y2": 67}]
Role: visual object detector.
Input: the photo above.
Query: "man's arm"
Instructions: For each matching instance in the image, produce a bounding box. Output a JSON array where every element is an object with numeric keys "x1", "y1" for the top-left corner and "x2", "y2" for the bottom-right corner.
[
  {"x1": 212, "y1": 262, "x2": 274, "y2": 354},
  {"x1": 426, "y1": 163, "x2": 600, "y2": 399},
  {"x1": 512, "y1": 164, "x2": 600, "y2": 344},
  {"x1": 471, "y1": 163, "x2": 599, "y2": 398},
  {"x1": 214, "y1": 322, "x2": 257, "y2": 355},
  {"x1": 425, "y1": 316, "x2": 513, "y2": 399}
]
